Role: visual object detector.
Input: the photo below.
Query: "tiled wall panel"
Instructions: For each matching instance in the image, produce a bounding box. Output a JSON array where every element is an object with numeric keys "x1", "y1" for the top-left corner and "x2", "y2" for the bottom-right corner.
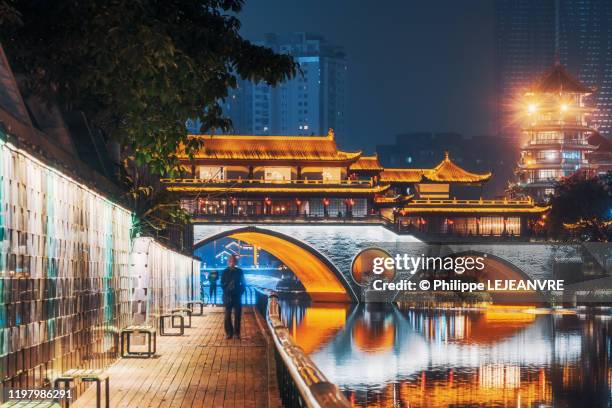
[
  {"x1": 130, "y1": 237, "x2": 201, "y2": 329},
  {"x1": 0, "y1": 136, "x2": 132, "y2": 395}
]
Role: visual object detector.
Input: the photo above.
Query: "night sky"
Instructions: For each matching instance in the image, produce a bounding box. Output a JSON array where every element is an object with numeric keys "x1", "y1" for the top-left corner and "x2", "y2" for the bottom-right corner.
[{"x1": 239, "y1": 0, "x2": 497, "y2": 152}]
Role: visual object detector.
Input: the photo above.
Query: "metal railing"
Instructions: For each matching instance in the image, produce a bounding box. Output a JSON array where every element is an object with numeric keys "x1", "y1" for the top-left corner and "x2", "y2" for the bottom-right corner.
[
  {"x1": 254, "y1": 289, "x2": 350, "y2": 408},
  {"x1": 409, "y1": 197, "x2": 535, "y2": 206},
  {"x1": 161, "y1": 177, "x2": 373, "y2": 186},
  {"x1": 200, "y1": 284, "x2": 258, "y2": 305},
  {"x1": 190, "y1": 213, "x2": 386, "y2": 223}
]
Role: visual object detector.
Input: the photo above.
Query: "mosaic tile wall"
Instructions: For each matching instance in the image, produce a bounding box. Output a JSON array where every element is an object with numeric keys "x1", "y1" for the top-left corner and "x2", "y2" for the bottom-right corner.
[
  {"x1": 0, "y1": 136, "x2": 133, "y2": 394},
  {"x1": 130, "y1": 237, "x2": 201, "y2": 329}
]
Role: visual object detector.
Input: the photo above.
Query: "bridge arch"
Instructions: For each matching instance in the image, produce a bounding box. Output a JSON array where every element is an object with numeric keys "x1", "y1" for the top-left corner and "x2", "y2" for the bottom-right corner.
[
  {"x1": 194, "y1": 226, "x2": 356, "y2": 302},
  {"x1": 408, "y1": 251, "x2": 545, "y2": 304},
  {"x1": 453, "y1": 251, "x2": 536, "y2": 282}
]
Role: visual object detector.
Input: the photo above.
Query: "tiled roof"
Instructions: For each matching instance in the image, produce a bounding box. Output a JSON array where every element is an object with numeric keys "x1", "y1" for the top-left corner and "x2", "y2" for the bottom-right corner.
[
  {"x1": 182, "y1": 133, "x2": 361, "y2": 163},
  {"x1": 531, "y1": 63, "x2": 593, "y2": 94},
  {"x1": 349, "y1": 155, "x2": 384, "y2": 171},
  {"x1": 424, "y1": 152, "x2": 492, "y2": 182},
  {"x1": 379, "y1": 169, "x2": 425, "y2": 183},
  {"x1": 380, "y1": 152, "x2": 491, "y2": 183}
]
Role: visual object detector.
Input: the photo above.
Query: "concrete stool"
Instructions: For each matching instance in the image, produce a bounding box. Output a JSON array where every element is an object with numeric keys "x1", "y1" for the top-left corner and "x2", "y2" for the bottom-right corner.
[
  {"x1": 54, "y1": 369, "x2": 109, "y2": 408},
  {"x1": 171, "y1": 308, "x2": 192, "y2": 328},
  {"x1": 121, "y1": 325, "x2": 156, "y2": 358},
  {"x1": 158, "y1": 313, "x2": 184, "y2": 336},
  {"x1": 186, "y1": 300, "x2": 205, "y2": 316}
]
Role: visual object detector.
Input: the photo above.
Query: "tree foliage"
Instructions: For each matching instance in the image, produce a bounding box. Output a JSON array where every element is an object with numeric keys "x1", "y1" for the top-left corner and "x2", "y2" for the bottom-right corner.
[
  {"x1": 119, "y1": 156, "x2": 191, "y2": 246},
  {"x1": 0, "y1": 0, "x2": 297, "y2": 175},
  {"x1": 548, "y1": 172, "x2": 612, "y2": 241}
]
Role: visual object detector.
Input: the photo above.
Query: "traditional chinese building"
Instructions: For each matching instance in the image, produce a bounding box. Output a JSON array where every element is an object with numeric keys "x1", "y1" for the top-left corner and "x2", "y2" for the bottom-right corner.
[
  {"x1": 162, "y1": 130, "x2": 548, "y2": 237},
  {"x1": 514, "y1": 63, "x2": 598, "y2": 201},
  {"x1": 165, "y1": 131, "x2": 388, "y2": 218}
]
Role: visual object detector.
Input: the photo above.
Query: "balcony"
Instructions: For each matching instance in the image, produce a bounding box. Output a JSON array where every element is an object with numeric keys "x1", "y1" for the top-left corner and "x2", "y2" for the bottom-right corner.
[
  {"x1": 409, "y1": 197, "x2": 536, "y2": 206},
  {"x1": 161, "y1": 177, "x2": 389, "y2": 194},
  {"x1": 526, "y1": 119, "x2": 587, "y2": 127},
  {"x1": 189, "y1": 212, "x2": 389, "y2": 225},
  {"x1": 161, "y1": 177, "x2": 374, "y2": 186},
  {"x1": 522, "y1": 140, "x2": 592, "y2": 150}
]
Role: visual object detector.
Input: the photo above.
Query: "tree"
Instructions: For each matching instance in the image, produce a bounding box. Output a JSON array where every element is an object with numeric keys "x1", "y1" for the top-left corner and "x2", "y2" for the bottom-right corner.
[
  {"x1": 0, "y1": 0, "x2": 297, "y2": 175},
  {"x1": 119, "y1": 156, "x2": 191, "y2": 246},
  {"x1": 548, "y1": 172, "x2": 612, "y2": 241}
]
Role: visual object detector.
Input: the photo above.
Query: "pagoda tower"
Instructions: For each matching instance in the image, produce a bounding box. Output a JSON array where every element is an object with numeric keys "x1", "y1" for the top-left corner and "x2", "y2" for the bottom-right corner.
[{"x1": 515, "y1": 62, "x2": 598, "y2": 201}]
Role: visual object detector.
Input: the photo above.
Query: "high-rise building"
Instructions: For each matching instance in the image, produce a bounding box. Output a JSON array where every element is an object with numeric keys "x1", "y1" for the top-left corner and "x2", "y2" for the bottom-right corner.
[
  {"x1": 495, "y1": 0, "x2": 556, "y2": 137},
  {"x1": 220, "y1": 33, "x2": 348, "y2": 144},
  {"x1": 558, "y1": 0, "x2": 612, "y2": 138},
  {"x1": 495, "y1": 0, "x2": 612, "y2": 139}
]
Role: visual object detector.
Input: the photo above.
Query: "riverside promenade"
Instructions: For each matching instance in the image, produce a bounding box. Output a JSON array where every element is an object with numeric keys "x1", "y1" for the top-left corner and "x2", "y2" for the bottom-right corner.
[{"x1": 72, "y1": 307, "x2": 280, "y2": 408}]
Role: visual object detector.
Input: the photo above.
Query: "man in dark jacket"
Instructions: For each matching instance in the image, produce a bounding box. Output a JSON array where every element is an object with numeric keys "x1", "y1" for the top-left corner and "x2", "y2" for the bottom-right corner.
[
  {"x1": 221, "y1": 254, "x2": 246, "y2": 339},
  {"x1": 208, "y1": 270, "x2": 219, "y2": 306}
]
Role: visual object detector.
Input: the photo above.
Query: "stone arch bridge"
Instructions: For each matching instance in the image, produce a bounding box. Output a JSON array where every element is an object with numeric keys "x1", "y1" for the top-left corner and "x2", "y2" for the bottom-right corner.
[{"x1": 193, "y1": 224, "x2": 610, "y2": 302}]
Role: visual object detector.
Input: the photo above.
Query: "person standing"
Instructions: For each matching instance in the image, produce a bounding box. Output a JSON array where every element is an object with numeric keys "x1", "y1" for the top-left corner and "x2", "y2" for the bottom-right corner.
[
  {"x1": 208, "y1": 270, "x2": 219, "y2": 305},
  {"x1": 221, "y1": 254, "x2": 246, "y2": 339}
]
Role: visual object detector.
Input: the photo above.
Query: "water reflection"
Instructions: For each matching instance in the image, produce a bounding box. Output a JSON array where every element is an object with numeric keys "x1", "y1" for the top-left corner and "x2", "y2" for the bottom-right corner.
[{"x1": 280, "y1": 301, "x2": 612, "y2": 407}]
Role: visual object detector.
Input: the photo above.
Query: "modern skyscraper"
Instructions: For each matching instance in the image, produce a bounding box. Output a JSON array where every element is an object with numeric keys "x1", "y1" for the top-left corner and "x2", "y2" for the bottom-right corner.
[
  {"x1": 558, "y1": 0, "x2": 612, "y2": 138},
  {"x1": 220, "y1": 33, "x2": 348, "y2": 143},
  {"x1": 495, "y1": 0, "x2": 556, "y2": 137},
  {"x1": 495, "y1": 0, "x2": 612, "y2": 139}
]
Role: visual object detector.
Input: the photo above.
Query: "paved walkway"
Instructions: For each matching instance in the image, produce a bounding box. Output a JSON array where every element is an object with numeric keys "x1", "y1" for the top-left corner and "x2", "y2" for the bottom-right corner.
[{"x1": 73, "y1": 307, "x2": 279, "y2": 408}]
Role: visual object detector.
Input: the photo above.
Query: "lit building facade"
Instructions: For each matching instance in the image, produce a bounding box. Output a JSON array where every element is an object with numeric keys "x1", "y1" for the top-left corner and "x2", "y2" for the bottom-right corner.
[
  {"x1": 219, "y1": 33, "x2": 348, "y2": 144},
  {"x1": 515, "y1": 63, "x2": 597, "y2": 200},
  {"x1": 166, "y1": 130, "x2": 383, "y2": 219},
  {"x1": 495, "y1": 0, "x2": 556, "y2": 136},
  {"x1": 162, "y1": 131, "x2": 548, "y2": 238}
]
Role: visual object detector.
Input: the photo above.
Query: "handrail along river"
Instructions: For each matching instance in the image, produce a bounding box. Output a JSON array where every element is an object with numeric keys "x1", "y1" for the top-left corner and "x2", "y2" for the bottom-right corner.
[{"x1": 254, "y1": 288, "x2": 351, "y2": 408}]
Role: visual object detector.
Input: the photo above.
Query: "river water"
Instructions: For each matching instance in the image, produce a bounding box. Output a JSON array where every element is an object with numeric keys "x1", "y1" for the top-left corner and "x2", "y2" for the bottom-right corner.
[{"x1": 280, "y1": 302, "x2": 612, "y2": 407}]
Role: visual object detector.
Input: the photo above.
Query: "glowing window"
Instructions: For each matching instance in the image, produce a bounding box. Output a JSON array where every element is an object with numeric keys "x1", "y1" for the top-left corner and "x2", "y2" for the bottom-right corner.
[
  {"x1": 264, "y1": 167, "x2": 292, "y2": 182},
  {"x1": 321, "y1": 168, "x2": 341, "y2": 182},
  {"x1": 199, "y1": 166, "x2": 225, "y2": 180}
]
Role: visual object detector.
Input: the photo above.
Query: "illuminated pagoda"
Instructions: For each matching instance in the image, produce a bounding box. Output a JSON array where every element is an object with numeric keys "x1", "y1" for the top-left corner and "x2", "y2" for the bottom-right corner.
[
  {"x1": 162, "y1": 130, "x2": 548, "y2": 238},
  {"x1": 515, "y1": 62, "x2": 598, "y2": 201}
]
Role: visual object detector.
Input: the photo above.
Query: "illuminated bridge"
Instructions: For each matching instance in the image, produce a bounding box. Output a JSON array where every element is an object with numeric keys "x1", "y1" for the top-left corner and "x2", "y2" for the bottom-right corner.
[{"x1": 193, "y1": 223, "x2": 607, "y2": 302}]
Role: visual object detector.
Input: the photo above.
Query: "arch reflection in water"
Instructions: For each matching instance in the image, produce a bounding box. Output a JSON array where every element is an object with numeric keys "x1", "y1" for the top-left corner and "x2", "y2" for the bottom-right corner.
[{"x1": 279, "y1": 301, "x2": 612, "y2": 407}]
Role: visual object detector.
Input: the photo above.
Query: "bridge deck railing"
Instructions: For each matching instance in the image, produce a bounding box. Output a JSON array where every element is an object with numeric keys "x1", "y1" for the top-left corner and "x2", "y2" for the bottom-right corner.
[
  {"x1": 160, "y1": 177, "x2": 374, "y2": 186},
  {"x1": 254, "y1": 288, "x2": 351, "y2": 408}
]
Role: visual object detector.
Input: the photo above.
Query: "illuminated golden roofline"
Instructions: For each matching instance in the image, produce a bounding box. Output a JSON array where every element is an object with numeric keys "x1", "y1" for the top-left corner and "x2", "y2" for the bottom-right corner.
[
  {"x1": 349, "y1": 154, "x2": 384, "y2": 171},
  {"x1": 188, "y1": 127, "x2": 338, "y2": 142},
  {"x1": 181, "y1": 129, "x2": 362, "y2": 163},
  {"x1": 380, "y1": 152, "x2": 492, "y2": 183},
  {"x1": 166, "y1": 184, "x2": 390, "y2": 194}
]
